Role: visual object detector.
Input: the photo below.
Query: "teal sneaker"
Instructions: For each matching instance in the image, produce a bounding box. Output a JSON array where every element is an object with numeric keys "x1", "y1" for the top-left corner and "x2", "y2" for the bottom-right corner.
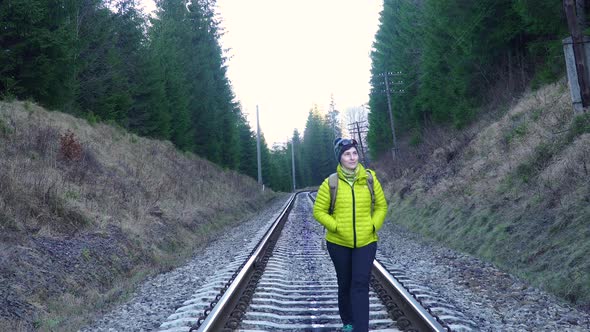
[{"x1": 342, "y1": 324, "x2": 353, "y2": 332}]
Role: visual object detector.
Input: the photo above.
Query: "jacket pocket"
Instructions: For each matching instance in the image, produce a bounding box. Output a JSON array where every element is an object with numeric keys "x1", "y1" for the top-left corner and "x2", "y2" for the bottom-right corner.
[{"x1": 329, "y1": 216, "x2": 338, "y2": 233}]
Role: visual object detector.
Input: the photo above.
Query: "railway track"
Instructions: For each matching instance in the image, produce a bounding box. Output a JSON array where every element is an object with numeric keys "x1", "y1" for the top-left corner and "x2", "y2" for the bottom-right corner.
[{"x1": 158, "y1": 192, "x2": 470, "y2": 332}]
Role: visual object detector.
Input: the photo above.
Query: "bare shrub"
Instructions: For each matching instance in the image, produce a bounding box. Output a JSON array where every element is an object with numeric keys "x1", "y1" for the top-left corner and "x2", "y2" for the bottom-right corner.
[
  {"x1": 59, "y1": 130, "x2": 82, "y2": 162},
  {"x1": 0, "y1": 100, "x2": 275, "y2": 330}
]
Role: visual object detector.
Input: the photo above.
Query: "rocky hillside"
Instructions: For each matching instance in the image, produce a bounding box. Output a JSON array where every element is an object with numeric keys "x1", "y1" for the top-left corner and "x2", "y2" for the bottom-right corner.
[
  {"x1": 0, "y1": 101, "x2": 279, "y2": 331},
  {"x1": 376, "y1": 80, "x2": 590, "y2": 312}
]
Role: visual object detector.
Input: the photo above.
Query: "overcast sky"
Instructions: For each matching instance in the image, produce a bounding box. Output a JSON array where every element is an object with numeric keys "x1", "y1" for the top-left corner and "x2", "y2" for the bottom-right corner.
[
  {"x1": 139, "y1": 0, "x2": 383, "y2": 146},
  {"x1": 217, "y1": 0, "x2": 382, "y2": 146}
]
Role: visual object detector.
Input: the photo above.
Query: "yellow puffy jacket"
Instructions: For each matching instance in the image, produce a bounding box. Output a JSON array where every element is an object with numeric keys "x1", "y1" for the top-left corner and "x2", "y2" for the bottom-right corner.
[{"x1": 313, "y1": 164, "x2": 388, "y2": 248}]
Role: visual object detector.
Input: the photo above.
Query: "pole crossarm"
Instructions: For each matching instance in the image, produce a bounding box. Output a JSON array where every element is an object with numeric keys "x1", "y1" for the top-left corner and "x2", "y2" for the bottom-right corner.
[{"x1": 377, "y1": 71, "x2": 404, "y2": 160}]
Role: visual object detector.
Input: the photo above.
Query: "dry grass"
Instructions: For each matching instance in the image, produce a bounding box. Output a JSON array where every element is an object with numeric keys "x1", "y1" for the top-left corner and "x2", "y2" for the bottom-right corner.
[
  {"x1": 0, "y1": 100, "x2": 279, "y2": 330},
  {"x1": 0, "y1": 100, "x2": 271, "y2": 238},
  {"x1": 0, "y1": 319, "x2": 29, "y2": 332},
  {"x1": 541, "y1": 134, "x2": 590, "y2": 188},
  {"x1": 377, "y1": 79, "x2": 590, "y2": 311}
]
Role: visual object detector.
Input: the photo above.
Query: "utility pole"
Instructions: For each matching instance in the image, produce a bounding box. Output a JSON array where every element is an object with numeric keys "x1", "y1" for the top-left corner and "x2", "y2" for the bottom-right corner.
[
  {"x1": 256, "y1": 105, "x2": 262, "y2": 187},
  {"x1": 378, "y1": 71, "x2": 404, "y2": 161},
  {"x1": 564, "y1": 0, "x2": 590, "y2": 111},
  {"x1": 348, "y1": 120, "x2": 369, "y2": 167},
  {"x1": 291, "y1": 139, "x2": 296, "y2": 192}
]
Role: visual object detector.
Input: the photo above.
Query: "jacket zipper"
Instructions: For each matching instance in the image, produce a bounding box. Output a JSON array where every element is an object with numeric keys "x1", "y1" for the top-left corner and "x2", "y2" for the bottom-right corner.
[{"x1": 351, "y1": 184, "x2": 357, "y2": 248}]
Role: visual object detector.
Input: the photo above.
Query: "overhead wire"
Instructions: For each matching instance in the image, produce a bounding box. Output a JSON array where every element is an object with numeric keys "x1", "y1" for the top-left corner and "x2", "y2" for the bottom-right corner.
[{"x1": 376, "y1": 0, "x2": 499, "y2": 92}]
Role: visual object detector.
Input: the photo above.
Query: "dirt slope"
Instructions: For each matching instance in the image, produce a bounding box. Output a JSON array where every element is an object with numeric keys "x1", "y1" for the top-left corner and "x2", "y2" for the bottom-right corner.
[
  {"x1": 376, "y1": 80, "x2": 590, "y2": 312},
  {"x1": 0, "y1": 101, "x2": 278, "y2": 331}
]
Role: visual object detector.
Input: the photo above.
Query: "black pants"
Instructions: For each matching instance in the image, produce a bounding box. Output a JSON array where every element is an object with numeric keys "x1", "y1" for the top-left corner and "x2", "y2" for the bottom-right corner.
[{"x1": 327, "y1": 241, "x2": 377, "y2": 332}]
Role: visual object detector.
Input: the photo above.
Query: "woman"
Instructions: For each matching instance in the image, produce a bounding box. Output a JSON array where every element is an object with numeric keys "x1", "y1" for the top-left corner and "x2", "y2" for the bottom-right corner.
[{"x1": 313, "y1": 138, "x2": 388, "y2": 332}]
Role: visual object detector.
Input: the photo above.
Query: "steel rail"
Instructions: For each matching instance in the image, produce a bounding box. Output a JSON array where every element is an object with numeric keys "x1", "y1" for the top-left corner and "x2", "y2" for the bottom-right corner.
[
  {"x1": 309, "y1": 190, "x2": 448, "y2": 331},
  {"x1": 372, "y1": 258, "x2": 448, "y2": 331},
  {"x1": 194, "y1": 193, "x2": 297, "y2": 331}
]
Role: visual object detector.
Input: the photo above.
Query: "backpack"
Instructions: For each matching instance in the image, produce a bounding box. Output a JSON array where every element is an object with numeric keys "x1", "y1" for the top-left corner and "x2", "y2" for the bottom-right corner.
[{"x1": 328, "y1": 170, "x2": 375, "y2": 215}]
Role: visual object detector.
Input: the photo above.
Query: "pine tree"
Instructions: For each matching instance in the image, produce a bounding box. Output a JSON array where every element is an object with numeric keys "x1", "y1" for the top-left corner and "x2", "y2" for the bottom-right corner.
[
  {"x1": 0, "y1": 0, "x2": 76, "y2": 108},
  {"x1": 149, "y1": 0, "x2": 193, "y2": 150},
  {"x1": 291, "y1": 129, "x2": 306, "y2": 189},
  {"x1": 300, "y1": 106, "x2": 336, "y2": 186},
  {"x1": 128, "y1": 50, "x2": 171, "y2": 139},
  {"x1": 268, "y1": 143, "x2": 291, "y2": 192},
  {"x1": 367, "y1": 0, "x2": 567, "y2": 160},
  {"x1": 236, "y1": 113, "x2": 258, "y2": 180}
]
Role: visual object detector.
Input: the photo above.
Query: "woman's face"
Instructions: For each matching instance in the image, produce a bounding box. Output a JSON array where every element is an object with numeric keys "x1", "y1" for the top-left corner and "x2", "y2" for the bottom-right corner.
[{"x1": 340, "y1": 146, "x2": 358, "y2": 170}]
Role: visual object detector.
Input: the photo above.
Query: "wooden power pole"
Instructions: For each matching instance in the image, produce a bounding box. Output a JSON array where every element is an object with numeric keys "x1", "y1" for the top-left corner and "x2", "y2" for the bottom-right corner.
[
  {"x1": 256, "y1": 105, "x2": 262, "y2": 187},
  {"x1": 348, "y1": 120, "x2": 369, "y2": 167},
  {"x1": 564, "y1": 0, "x2": 590, "y2": 110},
  {"x1": 378, "y1": 71, "x2": 404, "y2": 161}
]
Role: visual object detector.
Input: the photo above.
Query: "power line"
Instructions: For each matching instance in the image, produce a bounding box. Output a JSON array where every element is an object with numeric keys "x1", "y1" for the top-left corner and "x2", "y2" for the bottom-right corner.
[
  {"x1": 348, "y1": 120, "x2": 370, "y2": 167},
  {"x1": 377, "y1": 71, "x2": 404, "y2": 161},
  {"x1": 377, "y1": 1, "x2": 498, "y2": 93},
  {"x1": 367, "y1": 1, "x2": 499, "y2": 161}
]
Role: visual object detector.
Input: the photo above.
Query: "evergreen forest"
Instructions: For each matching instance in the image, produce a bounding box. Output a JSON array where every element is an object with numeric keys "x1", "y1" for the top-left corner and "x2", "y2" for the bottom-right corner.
[
  {"x1": 0, "y1": 0, "x2": 346, "y2": 191},
  {"x1": 0, "y1": 0, "x2": 575, "y2": 190},
  {"x1": 368, "y1": 0, "x2": 569, "y2": 158}
]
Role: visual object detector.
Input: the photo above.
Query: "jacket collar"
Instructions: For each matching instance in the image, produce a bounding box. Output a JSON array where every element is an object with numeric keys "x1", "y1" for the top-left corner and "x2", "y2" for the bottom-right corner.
[{"x1": 337, "y1": 163, "x2": 367, "y2": 181}]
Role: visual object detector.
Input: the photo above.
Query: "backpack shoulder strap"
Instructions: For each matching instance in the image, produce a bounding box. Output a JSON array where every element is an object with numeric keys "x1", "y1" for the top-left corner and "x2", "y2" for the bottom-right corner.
[
  {"x1": 328, "y1": 173, "x2": 338, "y2": 215},
  {"x1": 366, "y1": 169, "x2": 375, "y2": 215}
]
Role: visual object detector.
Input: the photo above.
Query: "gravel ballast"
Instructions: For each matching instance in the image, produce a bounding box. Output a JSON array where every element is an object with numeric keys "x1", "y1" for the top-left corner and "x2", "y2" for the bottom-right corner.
[{"x1": 81, "y1": 193, "x2": 590, "y2": 331}]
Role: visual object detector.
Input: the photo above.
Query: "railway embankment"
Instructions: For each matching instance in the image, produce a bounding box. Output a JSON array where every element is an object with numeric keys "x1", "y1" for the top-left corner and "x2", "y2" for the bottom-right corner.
[
  {"x1": 2, "y1": 78, "x2": 589, "y2": 331},
  {"x1": 376, "y1": 80, "x2": 590, "y2": 314},
  {"x1": 0, "y1": 101, "x2": 279, "y2": 331}
]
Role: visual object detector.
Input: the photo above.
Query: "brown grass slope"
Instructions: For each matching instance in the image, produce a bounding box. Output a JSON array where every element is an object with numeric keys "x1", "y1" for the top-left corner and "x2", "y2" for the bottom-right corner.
[
  {"x1": 375, "y1": 80, "x2": 590, "y2": 312},
  {"x1": 0, "y1": 101, "x2": 279, "y2": 331}
]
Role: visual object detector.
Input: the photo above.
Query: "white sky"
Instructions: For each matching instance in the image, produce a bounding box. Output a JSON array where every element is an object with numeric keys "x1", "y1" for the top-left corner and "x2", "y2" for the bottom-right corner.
[{"x1": 139, "y1": 0, "x2": 383, "y2": 146}]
